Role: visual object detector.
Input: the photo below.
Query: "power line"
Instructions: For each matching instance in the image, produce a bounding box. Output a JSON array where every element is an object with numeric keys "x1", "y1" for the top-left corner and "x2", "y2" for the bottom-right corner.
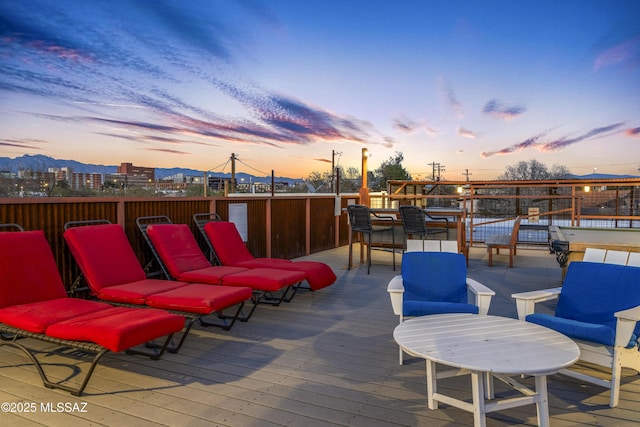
[
  {"x1": 207, "y1": 159, "x2": 231, "y2": 173},
  {"x1": 235, "y1": 157, "x2": 270, "y2": 176}
]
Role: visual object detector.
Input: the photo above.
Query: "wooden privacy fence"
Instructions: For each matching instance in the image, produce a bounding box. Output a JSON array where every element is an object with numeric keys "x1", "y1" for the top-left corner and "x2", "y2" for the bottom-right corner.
[{"x1": 0, "y1": 194, "x2": 357, "y2": 290}]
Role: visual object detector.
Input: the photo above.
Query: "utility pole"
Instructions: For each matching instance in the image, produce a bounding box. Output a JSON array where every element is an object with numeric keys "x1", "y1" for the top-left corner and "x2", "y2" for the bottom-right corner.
[
  {"x1": 203, "y1": 171, "x2": 207, "y2": 197},
  {"x1": 462, "y1": 169, "x2": 472, "y2": 181},
  {"x1": 230, "y1": 153, "x2": 236, "y2": 193},
  {"x1": 331, "y1": 150, "x2": 342, "y2": 193},
  {"x1": 428, "y1": 162, "x2": 437, "y2": 181},
  {"x1": 428, "y1": 162, "x2": 445, "y2": 181},
  {"x1": 331, "y1": 150, "x2": 335, "y2": 193}
]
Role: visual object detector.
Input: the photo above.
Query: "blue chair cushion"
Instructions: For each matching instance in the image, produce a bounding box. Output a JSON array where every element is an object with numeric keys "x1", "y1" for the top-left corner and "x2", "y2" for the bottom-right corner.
[
  {"x1": 402, "y1": 251, "x2": 468, "y2": 303},
  {"x1": 404, "y1": 301, "x2": 478, "y2": 317},
  {"x1": 555, "y1": 262, "x2": 640, "y2": 340},
  {"x1": 525, "y1": 262, "x2": 640, "y2": 348},
  {"x1": 401, "y1": 252, "x2": 475, "y2": 317},
  {"x1": 527, "y1": 313, "x2": 617, "y2": 346}
]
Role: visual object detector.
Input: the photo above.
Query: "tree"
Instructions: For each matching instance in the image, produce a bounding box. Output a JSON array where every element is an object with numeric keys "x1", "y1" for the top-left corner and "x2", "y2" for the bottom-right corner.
[
  {"x1": 337, "y1": 166, "x2": 361, "y2": 193},
  {"x1": 482, "y1": 159, "x2": 573, "y2": 216},
  {"x1": 498, "y1": 160, "x2": 571, "y2": 181},
  {"x1": 304, "y1": 170, "x2": 331, "y2": 192},
  {"x1": 371, "y1": 151, "x2": 411, "y2": 190},
  {"x1": 549, "y1": 164, "x2": 572, "y2": 179},
  {"x1": 305, "y1": 152, "x2": 411, "y2": 193}
]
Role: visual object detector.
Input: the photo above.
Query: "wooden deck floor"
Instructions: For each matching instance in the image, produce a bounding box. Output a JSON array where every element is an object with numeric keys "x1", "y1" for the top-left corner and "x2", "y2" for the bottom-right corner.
[{"x1": 2, "y1": 246, "x2": 639, "y2": 426}]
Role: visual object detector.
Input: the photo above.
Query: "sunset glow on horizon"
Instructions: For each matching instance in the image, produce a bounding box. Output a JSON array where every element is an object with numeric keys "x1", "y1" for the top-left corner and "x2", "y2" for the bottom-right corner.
[{"x1": 1, "y1": 0, "x2": 639, "y2": 180}]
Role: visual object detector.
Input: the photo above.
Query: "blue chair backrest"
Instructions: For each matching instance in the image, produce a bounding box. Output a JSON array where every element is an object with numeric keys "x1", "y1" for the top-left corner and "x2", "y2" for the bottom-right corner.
[
  {"x1": 402, "y1": 252, "x2": 467, "y2": 303},
  {"x1": 557, "y1": 262, "x2": 640, "y2": 335}
]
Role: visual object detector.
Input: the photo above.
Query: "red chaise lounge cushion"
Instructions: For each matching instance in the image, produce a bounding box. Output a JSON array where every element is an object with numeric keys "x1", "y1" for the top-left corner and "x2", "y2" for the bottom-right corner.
[
  {"x1": 0, "y1": 230, "x2": 185, "y2": 351},
  {"x1": 63, "y1": 223, "x2": 252, "y2": 309},
  {"x1": 203, "y1": 221, "x2": 336, "y2": 290},
  {"x1": 46, "y1": 306, "x2": 185, "y2": 353},
  {"x1": 145, "y1": 222, "x2": 305, "y2": 292},
  {"x1": 146, "y1": 223, "x2": 248, "y2": 284}
]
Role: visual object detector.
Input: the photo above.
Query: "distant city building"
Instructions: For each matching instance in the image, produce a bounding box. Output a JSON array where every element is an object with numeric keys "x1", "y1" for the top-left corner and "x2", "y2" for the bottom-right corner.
[
  {"x1": 70, "y1": 172, "x2": 103, "y2": 190},
  {"x1": 48, "y1": 167, "x2": 70, "y2": 184},
  {"x1": 105, "y1": 173, "x2": 151, "y2": 189},
  {"x1": 117, "y1": 162, "x2": 155, "y2": 181},
  {"x1": 47, "y1": 167, "x2": 102, "y2": 190},
  {"x1": 18, "y1": 170, "x2": 56, "y2": 190},
  {"x1": 162, "y1": 173, "x2": 183, "y2": 183}
]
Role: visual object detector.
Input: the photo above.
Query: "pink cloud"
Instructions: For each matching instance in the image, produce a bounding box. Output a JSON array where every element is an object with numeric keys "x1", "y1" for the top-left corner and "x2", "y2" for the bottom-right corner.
[
  {"x1": 482, "y1": 99, "x2": 526, "y2": 120},
  {"x1": 480, "y1": 132, "x2": 547, "y2": 158},
  {"x1": 594, "y1": 36, "x2": 640, "y2": 71},
  {"x1": 538, "y1": 123, "x2": 624, "y2": 152},
  {"x1": 457, "y1": 127, "x2": 476, "y2": 139},
  {"x1": 625, "y1": 127, "x2": 640, "y2": 138},
  {"x1": 393, "y1": 116, "x2": 439, "y2": 136}
]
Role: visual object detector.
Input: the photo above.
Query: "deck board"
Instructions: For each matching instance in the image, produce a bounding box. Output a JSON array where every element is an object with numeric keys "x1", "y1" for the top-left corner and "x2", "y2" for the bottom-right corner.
[{"x1": 1, "y1": 246, "x2": 639, "y2": 426}]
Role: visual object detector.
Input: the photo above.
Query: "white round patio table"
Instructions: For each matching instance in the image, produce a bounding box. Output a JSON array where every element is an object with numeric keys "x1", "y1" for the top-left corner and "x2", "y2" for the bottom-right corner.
[{"x1": 393, "y1": 313, "x2": 579, "y2": 427}]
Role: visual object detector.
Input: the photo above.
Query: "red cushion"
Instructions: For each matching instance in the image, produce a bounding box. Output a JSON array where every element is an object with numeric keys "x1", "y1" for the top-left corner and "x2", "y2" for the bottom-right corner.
[
  {"x1": 203, "y1": 221, "x2": 255, "y2": 265},
  {"x1": 200, "y1": 222, "x2": 335, "y2": 290},
  {"x1": 145, "y1": 284, "x2": 252, "y2": 314},
  {"x1": 95, "y1": 279, "x2": 187, "y2": 305},
  {"x1": 0, "y1": 231, "x2": 67, "y2": 307},
  {"x1": 45, "y1": 307, "x2": 185, "y2": 353},
  {"x1": 64, "y1": 224, "x2": 147, "y2": 292},
  {"x1": 230, "y1": 259, "x2": 336, "y2": 291},
  {"x1": 0, "y1": 298, "x2": 113, "y2": 333},
  {"x1": 146, "y1": 224, "x2": 212, "y2": 277},
  {"x1": 234, "y1": 258, "x2": 293, "y2": 269},
  {"x1": 285, "y1": 261, "x2": 337, "y2": 291},
  {"x1": 175, "y1": 266, "x2": 248, "y2": 285},
  {"x1": 221, "y1": 268, "x2": 305, "y2": 291}
]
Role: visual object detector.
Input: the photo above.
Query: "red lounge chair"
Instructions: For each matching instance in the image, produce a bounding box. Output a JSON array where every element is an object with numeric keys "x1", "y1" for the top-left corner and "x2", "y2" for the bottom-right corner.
[
  {"x1": 193, "y1": 212, "x2": 223, "y2": 263},
  {"x1": 201, "y1": 220, "x2": 337, "y2": 291},
  {"x1": 136, "y1": 216, "x2": 306, "y2": 314},
  {"x1": 63, "y1": 222, "x2": 253, "y2": 351},
  {"x1": 0, "y1": 229, "x2": 185, "y2": 396}
]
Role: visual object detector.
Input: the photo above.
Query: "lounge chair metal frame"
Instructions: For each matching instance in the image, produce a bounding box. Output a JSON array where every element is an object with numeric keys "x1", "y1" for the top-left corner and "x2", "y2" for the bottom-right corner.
[
  {"x1": 0, "y1": 223, "x2": 24, "y2": 232},
  {"x1": 0, "y1": 324, "x2": 175, "y2": 396},
  {"x1": 0, "y1": 226, "x2": 181, "y2": 396},
  {"x1": 136, "y1": 216, "x2": 295, "y2": 318},
  {"x1": 193, "y1": 212, "x2": 223, "y2": 264},
  {"x1": 63, "y1": 220, "x2": 248, "y2": 351},
  {"x1": 195, "y1": 213, "x2": 336, "y2": 292},
  {"x1": 135, "y1": 215, "x2": 177, "y2": 280},
  {"x1": 194, "y1": 214, "x2": 307, "y2": 296}
]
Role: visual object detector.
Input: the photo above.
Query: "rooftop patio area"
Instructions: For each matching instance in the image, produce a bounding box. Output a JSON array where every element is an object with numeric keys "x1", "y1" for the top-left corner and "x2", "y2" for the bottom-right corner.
[{"x1": 2, "y1": 245, "x2": 639, "y2": 426}]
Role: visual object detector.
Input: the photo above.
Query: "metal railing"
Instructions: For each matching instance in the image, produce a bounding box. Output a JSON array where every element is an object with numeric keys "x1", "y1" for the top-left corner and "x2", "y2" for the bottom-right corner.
[{"x1": 385, "y1": 178, "x2": 640, "y2": 247}]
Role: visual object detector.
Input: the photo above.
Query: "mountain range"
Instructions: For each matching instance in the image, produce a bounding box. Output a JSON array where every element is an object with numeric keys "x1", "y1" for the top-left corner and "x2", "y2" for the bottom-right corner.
[{"x1": 0, "y1": 154, "x2": 299, "y2": 184}]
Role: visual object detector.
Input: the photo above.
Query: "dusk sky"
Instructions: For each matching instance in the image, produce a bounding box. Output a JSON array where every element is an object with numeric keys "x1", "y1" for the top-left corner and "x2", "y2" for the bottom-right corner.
[{"x1": 1, "y1": 0, "x2": 639, "y2": 180}]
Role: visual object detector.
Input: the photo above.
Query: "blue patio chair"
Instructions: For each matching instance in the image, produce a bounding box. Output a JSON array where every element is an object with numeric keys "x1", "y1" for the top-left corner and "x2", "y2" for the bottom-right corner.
[
  {"x1": 512, "y1": 261, "x2": 640, "y2": 407},
  {"x1": 387, "y1": 251, "x2": 494, "y2": 364}
]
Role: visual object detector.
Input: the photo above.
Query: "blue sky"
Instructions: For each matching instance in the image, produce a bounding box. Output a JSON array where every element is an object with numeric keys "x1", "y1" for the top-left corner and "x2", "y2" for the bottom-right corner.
[{"x1": 1, "y1": 0, "x2": 639, "y2": 180}]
